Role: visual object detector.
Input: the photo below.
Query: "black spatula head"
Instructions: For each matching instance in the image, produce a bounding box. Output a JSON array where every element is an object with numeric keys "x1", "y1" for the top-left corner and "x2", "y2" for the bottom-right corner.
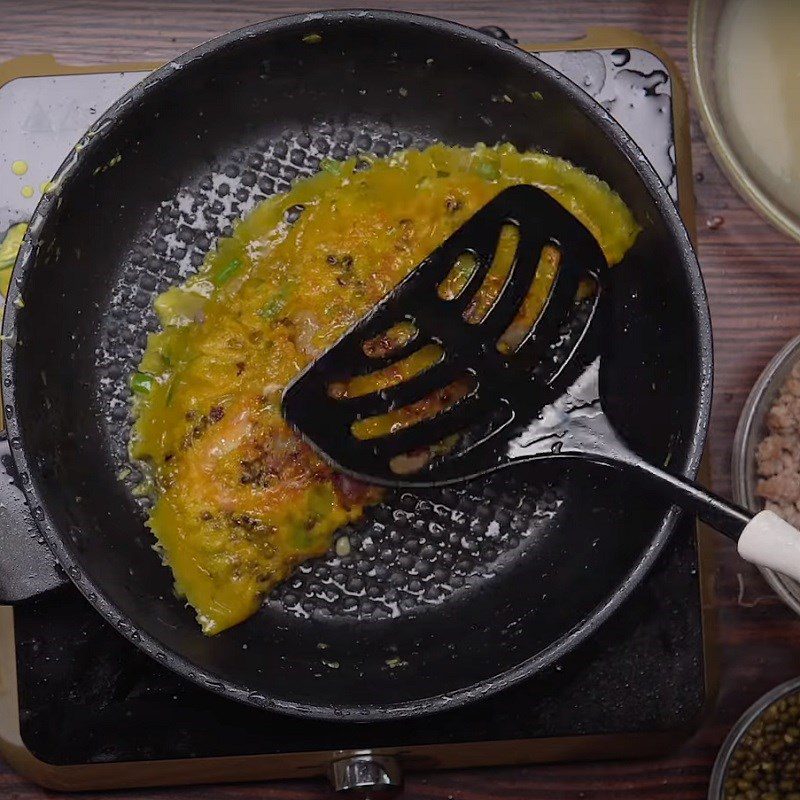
[{"x1": 282, "y1": 184, "x2": 608, "y2": 486}]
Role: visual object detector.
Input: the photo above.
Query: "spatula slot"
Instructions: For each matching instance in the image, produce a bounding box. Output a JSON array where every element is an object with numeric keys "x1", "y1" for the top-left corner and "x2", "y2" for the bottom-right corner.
[
  {"x1": 390, "y1": 434, "x2": 462, "y2": 475},
  {"x1": 328, "y1": 343, "x2": 445, "y2": 399},
  {"x1": 463, "y1": 223, "x2": 520, "y2": 323},
  {"x1": 350, "y1": 374, "x2": 475, "y2": 440},
  {"x1": 438, "y1": 252, "x2": 479, "y2": 300},
  {"x1": 362, "y1": 320, "x2": 419, "y2": 359},
  {"x1": 498, "y1": 243, "x2": 562, "y2": 355}
]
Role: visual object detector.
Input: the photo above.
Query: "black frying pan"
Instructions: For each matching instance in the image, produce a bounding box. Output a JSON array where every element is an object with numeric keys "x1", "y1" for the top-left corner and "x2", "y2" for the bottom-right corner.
[{"x1": 0, "y1": 11, "x2": 711, "y2": 721}]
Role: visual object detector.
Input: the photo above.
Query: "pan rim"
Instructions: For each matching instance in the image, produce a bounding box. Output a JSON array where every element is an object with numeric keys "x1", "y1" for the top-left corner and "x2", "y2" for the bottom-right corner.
[{"x1": 1, "y1": 8, "x2": 712, "y2": 721}]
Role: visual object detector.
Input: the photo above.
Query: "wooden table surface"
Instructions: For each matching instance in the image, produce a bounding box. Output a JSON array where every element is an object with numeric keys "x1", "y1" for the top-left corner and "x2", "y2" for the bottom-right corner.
[{"x1": 2, "y1": 0, "x2": 800, "y2": 797}]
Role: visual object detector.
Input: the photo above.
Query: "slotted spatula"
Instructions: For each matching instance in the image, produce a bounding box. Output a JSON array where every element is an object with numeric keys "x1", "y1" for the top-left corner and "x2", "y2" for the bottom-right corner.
[{"x1": 282, "y1": 185, "x2": 800, "y2": 580}]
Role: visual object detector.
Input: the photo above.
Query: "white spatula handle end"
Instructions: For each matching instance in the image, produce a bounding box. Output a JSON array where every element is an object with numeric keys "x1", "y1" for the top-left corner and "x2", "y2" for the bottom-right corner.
[{"x1": 738, "y1": 510, "x2": 800, "y2": 583}]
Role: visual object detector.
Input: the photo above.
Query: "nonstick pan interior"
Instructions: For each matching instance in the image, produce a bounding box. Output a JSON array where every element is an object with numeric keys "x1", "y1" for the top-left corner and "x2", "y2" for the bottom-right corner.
[{"x1": 3, "y1": 11, "x2": 710, "y2": 719}]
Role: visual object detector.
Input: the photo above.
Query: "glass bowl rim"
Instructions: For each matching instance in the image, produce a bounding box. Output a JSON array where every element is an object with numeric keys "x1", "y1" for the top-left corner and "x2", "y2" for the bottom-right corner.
[{"x1": 688, "y1": 0, "x2": 800, "y2": 244}]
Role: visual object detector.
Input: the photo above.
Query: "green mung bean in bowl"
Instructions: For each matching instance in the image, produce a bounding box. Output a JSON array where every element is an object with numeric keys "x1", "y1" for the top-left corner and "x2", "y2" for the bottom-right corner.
[{"x1": 710, "y1": 677, "x2": 800, "y2": 800}]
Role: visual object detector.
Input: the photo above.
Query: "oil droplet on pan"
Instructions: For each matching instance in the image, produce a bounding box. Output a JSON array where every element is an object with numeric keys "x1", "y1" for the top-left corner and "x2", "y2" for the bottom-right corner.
[
  {"x1": 10, "y1": 160, "x2": 28, "y2": 176},
  {"x1": 21, "y1": 186, "x2": 34, "y2": 198}
]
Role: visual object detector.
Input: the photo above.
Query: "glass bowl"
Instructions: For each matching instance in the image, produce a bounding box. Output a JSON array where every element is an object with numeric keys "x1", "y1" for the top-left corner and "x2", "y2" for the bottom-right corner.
[
  {"x1": 732, "y1": 333, "x2": 800, "y2": 615},
  {"x1": 708, "y1": 676, "x2": 800, "y2": 799},
  {"x1": 688, "y1": 0, "x2": 800, "y2": 243}
]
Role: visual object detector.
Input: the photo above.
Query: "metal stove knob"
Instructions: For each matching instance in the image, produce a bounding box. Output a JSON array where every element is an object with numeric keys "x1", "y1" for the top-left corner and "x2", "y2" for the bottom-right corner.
[{"x1": 328, "y1": 754, "x2": 403, "y2": 798}]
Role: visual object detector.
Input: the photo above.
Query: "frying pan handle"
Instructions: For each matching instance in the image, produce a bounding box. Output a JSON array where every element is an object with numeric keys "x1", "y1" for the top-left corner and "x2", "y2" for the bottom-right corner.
[
  {"x1": 0, "y1": 435, "x2": 68, "y2": 604},
  {"x1": 738, "y1": 511, "x2": 800, "y2": 584}
]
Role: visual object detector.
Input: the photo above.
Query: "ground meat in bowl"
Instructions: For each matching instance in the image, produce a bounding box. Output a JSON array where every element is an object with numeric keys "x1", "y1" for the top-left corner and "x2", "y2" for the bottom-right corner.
[{"x1": 756, "y1": 361, "x2": 800, "y2": 527}]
